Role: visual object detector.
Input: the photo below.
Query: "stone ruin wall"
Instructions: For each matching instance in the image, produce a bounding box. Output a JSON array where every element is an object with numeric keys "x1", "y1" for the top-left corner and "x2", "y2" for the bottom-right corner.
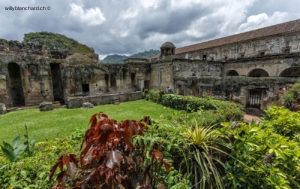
[
  {"x1": 177, "y1": 32, "x2": 300, "y2": 62},
  {"x1": 0, "y1": 40, "x2": 53, "y2": 107},
  {"x1": 0, "y1": 39, "x2": 150, "y2": 109},
  {"x1": 149, "y1": 62, "x2": 173, "y2": 90}
]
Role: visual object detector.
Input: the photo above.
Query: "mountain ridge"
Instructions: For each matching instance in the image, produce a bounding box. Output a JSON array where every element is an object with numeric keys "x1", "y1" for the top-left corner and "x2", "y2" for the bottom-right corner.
[{"x1": 100, "y1": 49, "x2": 160, "y2": 63}]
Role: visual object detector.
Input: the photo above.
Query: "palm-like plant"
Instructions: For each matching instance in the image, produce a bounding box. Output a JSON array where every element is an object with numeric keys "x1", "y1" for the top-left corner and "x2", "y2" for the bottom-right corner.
[{"x1": 181, "y1": 123, "x2": 230, "y2": 189}]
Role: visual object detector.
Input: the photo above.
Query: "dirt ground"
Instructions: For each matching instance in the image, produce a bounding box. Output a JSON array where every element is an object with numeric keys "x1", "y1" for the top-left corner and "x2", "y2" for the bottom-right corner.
[{"x1": 244, "y1": 114, "x2": 261, "y2": 123}]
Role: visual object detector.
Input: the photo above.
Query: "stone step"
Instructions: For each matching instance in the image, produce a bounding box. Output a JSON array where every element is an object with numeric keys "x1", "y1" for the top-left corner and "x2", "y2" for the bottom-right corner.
[
  {"x1": 114, "y1": 98, "x2": 120, "y2": 105},
  {"x1": 52, "y1": 101, "x2": 62, "y2": 108}
]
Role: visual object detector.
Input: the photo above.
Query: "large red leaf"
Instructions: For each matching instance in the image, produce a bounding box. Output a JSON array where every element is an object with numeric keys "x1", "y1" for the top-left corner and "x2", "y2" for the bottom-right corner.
[{"x1": 106, "y1": 150, "x2": 123, "y2": 169}]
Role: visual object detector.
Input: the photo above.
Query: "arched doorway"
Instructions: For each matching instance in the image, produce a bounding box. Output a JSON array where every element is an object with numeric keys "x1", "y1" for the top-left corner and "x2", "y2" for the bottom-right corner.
[
  {"x1": 8, "y1": 63, "x2": 25, "y2": 106},
  {"x1": 248, "y1": 68, "x2": 269, "y2": 77},
  {"x1": 279, "y1": 67, "x2": 300, "y2": 77},
  {"x1": 226, "y1": 70, "x2": 239, "y2": 76}
]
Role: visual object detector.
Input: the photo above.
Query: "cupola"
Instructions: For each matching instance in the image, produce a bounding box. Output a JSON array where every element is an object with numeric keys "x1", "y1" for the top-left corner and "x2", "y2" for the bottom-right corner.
[{"x1": 160, "y1": 42, "x2": 176, "y2": 56}]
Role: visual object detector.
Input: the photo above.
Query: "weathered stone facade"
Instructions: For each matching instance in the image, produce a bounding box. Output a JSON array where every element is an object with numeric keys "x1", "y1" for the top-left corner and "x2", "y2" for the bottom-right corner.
[
  {"x1": 148, "y1": 19, "x2": 300, "y2": 110},
  {"x1": 1, "y1": 19, "x2": 300, "y2": 110},
  {"x1": 0, "y1": 40, "x2": 148, "y2": 108}
]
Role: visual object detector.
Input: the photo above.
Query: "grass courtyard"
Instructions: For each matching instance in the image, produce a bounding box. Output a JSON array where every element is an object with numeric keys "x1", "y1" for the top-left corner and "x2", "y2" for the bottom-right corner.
[{"x1": 0, "y1": 99, "x2": 175, "y2": 142}]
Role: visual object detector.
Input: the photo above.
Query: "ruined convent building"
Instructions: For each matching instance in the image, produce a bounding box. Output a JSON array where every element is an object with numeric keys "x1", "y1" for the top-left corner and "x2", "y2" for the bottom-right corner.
[{"x1": 1, "y1": 19, "x2": 300, "y2": 110}]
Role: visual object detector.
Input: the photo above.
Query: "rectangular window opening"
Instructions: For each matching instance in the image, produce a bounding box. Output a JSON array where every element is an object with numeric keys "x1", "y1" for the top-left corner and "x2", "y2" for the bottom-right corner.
[{"x1": 82, "y1": 84, "x2": 90, "y2": 93}]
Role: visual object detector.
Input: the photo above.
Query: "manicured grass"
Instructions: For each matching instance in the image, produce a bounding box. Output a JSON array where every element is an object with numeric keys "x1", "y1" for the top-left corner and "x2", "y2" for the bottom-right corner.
[{"x1": 0, "y1": 99, "x2": 175, "y2": 142}]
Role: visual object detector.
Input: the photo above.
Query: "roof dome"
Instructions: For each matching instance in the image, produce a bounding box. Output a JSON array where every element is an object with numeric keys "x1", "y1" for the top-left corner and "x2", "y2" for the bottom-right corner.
[{"x1": 160, "y1": 41, "x2": 176, "y2": 49}]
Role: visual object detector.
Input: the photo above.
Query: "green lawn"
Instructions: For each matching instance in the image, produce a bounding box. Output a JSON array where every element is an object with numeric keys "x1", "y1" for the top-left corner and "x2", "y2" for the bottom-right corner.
[{"x1": 0, "y1": 99, "x2": 175, "y2": 142}]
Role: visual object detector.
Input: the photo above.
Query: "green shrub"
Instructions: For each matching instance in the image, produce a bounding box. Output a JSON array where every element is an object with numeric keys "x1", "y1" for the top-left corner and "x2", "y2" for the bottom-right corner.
[
  {"x1": 160, "y1": 94, "x2": 244, "y2": 122},
  {"x1": 145, "y1": 88, "x2": 164, "y2": 103},
  {"x1": 0, "y1": 132, "x2": 82, "y2": 188},
  {"x1": 1, "y1": 125, "x2": 36, "y2": 162},
  {"x1": 221, "y1": 106, "x2": 300, "y2": 188},
  {"x1": 282, "y1": 82, "x2": 300, "y2": 109},
  {"x1": 134, "y1": 118, "x2": 192, "y2": 188},
  {"x1": 263, "y1": 106, "x2": 300, "y2": 140},
  {"x1": 181, "y1": 124, "x2": 231, "y2": 189}
]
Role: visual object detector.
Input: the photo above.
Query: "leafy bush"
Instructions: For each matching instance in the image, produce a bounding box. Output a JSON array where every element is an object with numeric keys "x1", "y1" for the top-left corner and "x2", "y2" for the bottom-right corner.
[
  {"x1": 181, "y1": 124, "x2": 231, "y2": 189},
  {"x1": 1, "y1": 125, "x2": 35, "y2": 162},
  {"x1": 0, "y1": 136, "x2": 80, "y2": 188},
  {"x1": 160, "y1": 94, "x2": 244, "y2": 122},
  {"x1": 263, "y1": 106, "x2": 300, "y2": 140},
  {"x1": 1, "y1": 136, "x2": 28, "y2": 162},
  {"x1": 50, "y1": 112, "x2": 173, "y2": 189},
  {"x1": 137, "y1": 111, "x2": 231, "y2": 189},
  {"x1": 144, "y1": 88, "x2": 164, "y2": 103},
  {"x1": 134, "y1": 119, "x2": 191, "y2": 188},
  {"x1": 282, "y1": 82, "x2": 300, "y2": 109},
  {"x1": 221, "y1": 106, "x2": 300, "y2": 188}
]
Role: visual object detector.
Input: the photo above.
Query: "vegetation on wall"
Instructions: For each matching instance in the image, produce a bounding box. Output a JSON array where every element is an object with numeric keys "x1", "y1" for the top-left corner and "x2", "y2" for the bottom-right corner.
[
  {"x1": 282, "y1": 81, "x2": 300, "y2": 110},
  {"x1": 23, "y1": 32, "x2": 95, "y2": 54}
]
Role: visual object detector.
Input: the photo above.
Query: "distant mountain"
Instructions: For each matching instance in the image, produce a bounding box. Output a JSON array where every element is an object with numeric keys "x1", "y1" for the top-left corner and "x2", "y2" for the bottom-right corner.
[
  {"x1": 101, "y1": 54, "x2": 128, "y2": 63},
  {"x1": 129, "y1": 49, "x2": 160, "y2": 59},
  {"x1": 101, "y1": 49, "x2": 160, "y2": 63}
]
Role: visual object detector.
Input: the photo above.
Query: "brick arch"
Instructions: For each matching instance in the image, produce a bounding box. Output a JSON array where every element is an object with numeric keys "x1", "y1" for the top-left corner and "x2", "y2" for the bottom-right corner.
[
  {"x1": 226, "y1": 70, "x2": 239, "y2": 76},
  {"x1": 279, "y1": 67, "x2": 300, "y2": 77},
  {"x1": 248, "y1": 68, "x2": 269, "y2": 77}
]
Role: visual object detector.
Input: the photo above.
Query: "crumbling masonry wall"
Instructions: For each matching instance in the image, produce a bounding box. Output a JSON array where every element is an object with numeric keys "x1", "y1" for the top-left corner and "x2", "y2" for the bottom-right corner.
[{"x1": 0, "y1": 39, "x2": 149, "y2": 108}]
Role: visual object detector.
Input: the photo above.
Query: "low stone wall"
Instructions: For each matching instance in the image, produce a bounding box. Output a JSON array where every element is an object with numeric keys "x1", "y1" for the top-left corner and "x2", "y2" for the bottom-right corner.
[{"x1": 66, "y1": 91, "x2": 143, "y2": 108}]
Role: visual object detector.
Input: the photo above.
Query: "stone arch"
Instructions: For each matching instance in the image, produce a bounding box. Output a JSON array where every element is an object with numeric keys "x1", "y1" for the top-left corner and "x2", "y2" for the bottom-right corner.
[
  {"x1": 226, "y1": 70, "x2": 239, "y2": 76},
  {"x1": 8, "y1": 62, "x2": 25, "y2": 106},
  {"x1": 248, "y1": 68, "x2": 269, "y2": 77},
  {"x1": 279, "y1": 67, "x2": 300, "y2": 77}
]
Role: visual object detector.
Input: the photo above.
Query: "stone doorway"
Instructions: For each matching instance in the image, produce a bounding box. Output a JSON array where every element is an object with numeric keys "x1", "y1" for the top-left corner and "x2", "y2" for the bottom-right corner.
[
  {"x1": 247, "y1": 88, "x2": 265, "y2": 109},
  {"x1": 8, "y1": 63, "x2": 25, "y2": 106},
  {"x1": 144, "y1": 80, "x2": 150, "y2": 91},
  {"x1": 50, "y1": 63, "x2": 64, "y2": 103}
]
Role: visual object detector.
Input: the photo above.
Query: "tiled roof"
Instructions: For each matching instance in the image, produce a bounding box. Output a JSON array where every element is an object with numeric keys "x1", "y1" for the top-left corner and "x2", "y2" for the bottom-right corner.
[{"x1": 175, "y1": 19, "x2": 300, "y2": 55}]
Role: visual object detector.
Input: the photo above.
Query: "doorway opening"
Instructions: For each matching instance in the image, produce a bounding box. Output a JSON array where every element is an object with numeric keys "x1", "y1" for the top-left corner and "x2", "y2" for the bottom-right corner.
[
  {"x1": 8, "y1": 63, "x2": 25, "y2": 106},
  {"x1": 50, "y1": 63, "x2": 64, "y2": 103},
  {"x1": 131, "y1": 73, "x2": 136, "y2": 88},
  {"x1": 82, "y1": 83, "x2": 89, "y2": 95},
  {"x1": 247, "y1": 88, "x2": 266, "y2": 109}
]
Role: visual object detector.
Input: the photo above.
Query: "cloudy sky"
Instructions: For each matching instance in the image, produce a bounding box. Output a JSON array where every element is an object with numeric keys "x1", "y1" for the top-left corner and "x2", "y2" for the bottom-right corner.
[{"x1": 1, "y1": 0, "x2": 300, "y2": 59}]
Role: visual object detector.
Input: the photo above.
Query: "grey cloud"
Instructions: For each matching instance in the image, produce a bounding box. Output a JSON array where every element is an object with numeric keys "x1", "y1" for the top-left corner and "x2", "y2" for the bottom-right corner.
[
  {"x1": 136, "y1": 6, "x2": 208, "y2": 39},
  {"x1": 1, "y1": 0, "x2": 300, "y2": 57}
]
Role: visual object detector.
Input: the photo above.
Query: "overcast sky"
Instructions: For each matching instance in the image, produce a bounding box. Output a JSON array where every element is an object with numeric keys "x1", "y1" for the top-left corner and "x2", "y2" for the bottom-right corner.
[{"x1": 1, "y1": 0, "x2": 300, "y2": 59}]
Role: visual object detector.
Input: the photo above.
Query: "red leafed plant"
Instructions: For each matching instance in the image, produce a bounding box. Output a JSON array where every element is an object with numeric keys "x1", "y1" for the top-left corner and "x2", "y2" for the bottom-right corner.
[{"x1": 50, "y1": 112, "x2": 170, "y2": 189}]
